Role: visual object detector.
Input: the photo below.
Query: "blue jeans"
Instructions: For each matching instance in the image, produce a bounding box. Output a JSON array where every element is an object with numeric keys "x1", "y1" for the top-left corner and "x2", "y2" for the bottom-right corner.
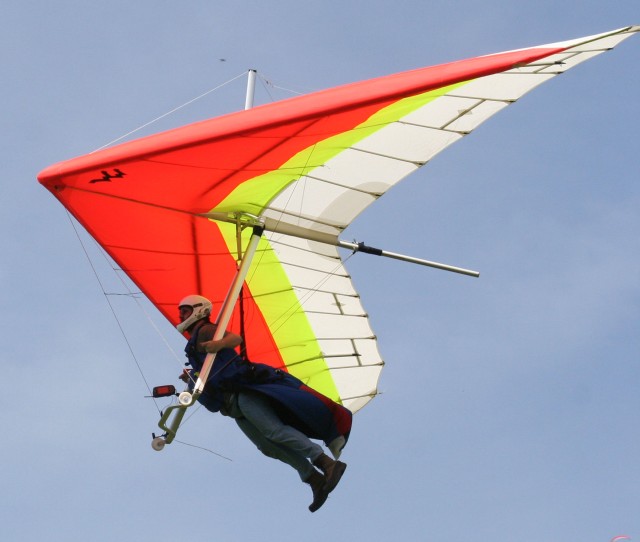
[{"x1": 234, "y1": 390, "x2": 323, "y2": 481}]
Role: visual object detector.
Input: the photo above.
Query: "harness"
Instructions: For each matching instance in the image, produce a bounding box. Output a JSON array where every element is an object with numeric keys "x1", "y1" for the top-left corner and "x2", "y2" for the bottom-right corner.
[
  {"x1": 184, "y1": 320, "x2": 209, "y2": 374},
  {"x1": 183, "y1": 320, "x2": 293, "y2": 417}
]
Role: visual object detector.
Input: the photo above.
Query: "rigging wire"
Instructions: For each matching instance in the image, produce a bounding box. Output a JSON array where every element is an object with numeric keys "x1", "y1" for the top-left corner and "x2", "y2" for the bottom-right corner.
[
  {"x1": 257, "y1": 71, "x2": 312, "y2": 98},
  {"x1": 66, "y1": 211, "x2": 234, "y2": 456},
  {"x1": 256, "y1": 73, "x2": 277, "y2": 103},
  {"x1": 94, "y1": 247, "x2": 185, "y2": 370},
  {"x1": 65, "y1": 211, "x2": 162, "y2": 415},
  {"x1": 175, "y1": 439, "x2": 233, "y2": 461},
  {"x1": 92, "y1": 71, "x2": 248, "y2": 152},
  {"x1": 243, "y1": 140, "x2": 318, "y2": 282},
  {"x1": 262, "y1": 248, "x2": 356, "y2": 337}
]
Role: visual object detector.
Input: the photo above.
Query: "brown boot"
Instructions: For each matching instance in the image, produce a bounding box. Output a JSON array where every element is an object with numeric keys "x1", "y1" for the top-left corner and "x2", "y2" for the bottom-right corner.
[
  {"x1": 313, "y1": 453, "x2": 347, "y2": 494},
  {"x1": 307, "y1": 469, "x2": 328, "y2": 513}
]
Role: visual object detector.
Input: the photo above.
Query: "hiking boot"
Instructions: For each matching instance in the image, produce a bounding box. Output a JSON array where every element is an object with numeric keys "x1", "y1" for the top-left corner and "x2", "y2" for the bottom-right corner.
[
  {"x1": 307, "y1": 469, "x2": 328, "y2": 512},
  {"x1": 313, "y1": 453, "x2": 347, "y2": 494}
]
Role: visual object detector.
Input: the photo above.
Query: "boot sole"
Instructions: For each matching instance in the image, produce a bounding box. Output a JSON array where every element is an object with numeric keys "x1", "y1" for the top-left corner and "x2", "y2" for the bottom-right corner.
[{"x1": 309, "y1": 491, "x2": 328, "y2": 512}]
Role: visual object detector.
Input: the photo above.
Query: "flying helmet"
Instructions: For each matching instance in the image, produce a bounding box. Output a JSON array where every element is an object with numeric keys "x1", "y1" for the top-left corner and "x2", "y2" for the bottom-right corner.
[{"x1": 176, "y1": 294, "x2": 212, "y2": 333}]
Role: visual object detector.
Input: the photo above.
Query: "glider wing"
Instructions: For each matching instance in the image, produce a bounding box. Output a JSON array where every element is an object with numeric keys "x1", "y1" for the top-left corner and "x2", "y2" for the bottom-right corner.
[{"x1": 38, "y1": 26, "x2": 638, "y2": 412}]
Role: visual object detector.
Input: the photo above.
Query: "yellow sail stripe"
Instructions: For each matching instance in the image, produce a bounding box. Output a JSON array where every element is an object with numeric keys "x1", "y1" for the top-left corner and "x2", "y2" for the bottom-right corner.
[
  {"x1": 212, "y1": 81, "x2": 466, "y2": 215},
  {"x1": 216, "y1": 221, "x2": 339, "y2": 399}
]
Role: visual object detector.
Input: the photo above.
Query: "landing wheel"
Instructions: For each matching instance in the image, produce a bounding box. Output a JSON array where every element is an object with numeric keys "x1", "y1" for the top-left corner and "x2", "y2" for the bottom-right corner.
[
  {"x1": 178, "y1": 391, "x2": 193, "y2": 406},
  {"x1": 151, "y1": 437, "x2": 166, "y2": 451}
]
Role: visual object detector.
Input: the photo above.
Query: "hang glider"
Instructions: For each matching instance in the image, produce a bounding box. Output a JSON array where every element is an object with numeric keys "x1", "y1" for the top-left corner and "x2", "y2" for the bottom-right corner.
[{"x1": 38, "y1": 26, "x2": 638, "y2": 419}]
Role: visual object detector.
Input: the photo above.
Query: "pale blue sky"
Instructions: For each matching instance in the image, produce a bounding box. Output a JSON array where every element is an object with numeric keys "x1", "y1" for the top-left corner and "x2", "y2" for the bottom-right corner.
[{"x1": 2, "y1": 2, "x2": 638, "y2": 541}]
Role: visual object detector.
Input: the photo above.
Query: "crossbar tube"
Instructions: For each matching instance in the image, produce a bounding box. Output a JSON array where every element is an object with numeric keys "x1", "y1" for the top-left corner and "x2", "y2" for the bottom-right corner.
[
  {"x1": 340, "y1": 241, "x2": 480, "y2": 277},
  {"x1": 201, "y1": 212, "x2": 479, "y2": 278}
]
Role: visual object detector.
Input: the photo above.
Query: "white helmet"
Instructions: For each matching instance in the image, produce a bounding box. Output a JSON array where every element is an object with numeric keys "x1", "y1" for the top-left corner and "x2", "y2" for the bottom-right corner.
[{"x1": 176, "y1": 294, "x2": 212, "y2": 333}]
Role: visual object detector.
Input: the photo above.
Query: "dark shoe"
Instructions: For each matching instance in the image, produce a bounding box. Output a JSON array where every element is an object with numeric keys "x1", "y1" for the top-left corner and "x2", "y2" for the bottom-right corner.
[
  {"x1": 307, "y1": 470, "x2": 328, "y2": 512},
  {"x1": 313, "y1": 453, "x2": 347, "y2": 494}
]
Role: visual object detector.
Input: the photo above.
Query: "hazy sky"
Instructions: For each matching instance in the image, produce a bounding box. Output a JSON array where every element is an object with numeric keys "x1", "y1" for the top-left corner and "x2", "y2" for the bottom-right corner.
[{"x1": 3, "y1": 2, "x2": 638, "y2": 541}]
